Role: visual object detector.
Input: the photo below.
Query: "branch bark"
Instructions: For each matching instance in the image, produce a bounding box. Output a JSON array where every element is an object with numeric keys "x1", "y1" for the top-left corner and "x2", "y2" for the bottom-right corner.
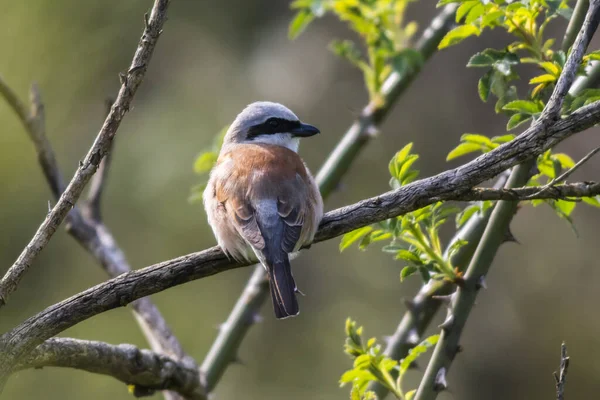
[
  {"x1": 3, "y1": 89, "x2": 600, "y2": 389},
  {"x1": 0, "y1": 0, "x2": 171, "y2": 308},
  {"x1": 14, "y1": 338, "x2": 203, "y2": 399}
]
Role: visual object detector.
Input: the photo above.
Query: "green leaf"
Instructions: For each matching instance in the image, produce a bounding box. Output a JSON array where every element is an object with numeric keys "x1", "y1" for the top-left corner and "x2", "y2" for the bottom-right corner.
[
  {"x1": 446, "y1": 142, "x2": 483, "y2": 161},
  {"x1": 529, "y1": 74, "x2": 556, "y2": 84},
  {"x1": 467, "y1": 53, "x2": 494, "y2": 67},
  {"x1": 539, "y1": 61, "x2": 561, "y2": 76},
  {"x1": 465, "y1": 3, "x2": 485, "y2": 24},
  {"x1": 400, "y1": 265, "x2": 418, "y2": 282},
  {"x1": 461, "y1": 133, "x2": 493, "y2": 147},
  {"x1": 481, "y1": 10, "x2": 504, "y2": 27},
  {"x1": 478, "y1": 70, "x2": 492, "y2": 102},
  {"x1": 399, "y1": 335, "x2": 440, "y2": 375},
  {"x1": 193, "y1": 152, "x2": 218, "y2": 174},
  {"x1": 506, "y1": 113, "x2": 532, "y2": 130},
  {"x1": 456, "y1": 204, "x2": 479, "y2": 227},
  {"x1": 583, "y1": 196, "x2": 600, "y2": 207},
  {"x1": 556, "y1": 199, "x2": 576, "y2": 217},
  {"x1": 456, "y1": 1, "x2": 478, "y2": 22},
  {"x1": 552, "y1": 153, "x2": 575, "y2": 169},
  {"x1": 491, "y1": 134, "x2": 515, "y2": 144},
  {"x1": 396, "y1": 249, "x2": 422, "y2": 263},
  {"x1": 502, "y1": 100, "x2": 543, "y2": 115},
  {"x1": 438, "y1": 25, "x2": 480, "y2": 49},
  {"x1": 406, "y1": 390, "x2": 417, "y2": 400},
  {"x1": 340, "y1": 227, "x2": 373, "y2": 252},
  {"x1": 289, "y1": 9, "x2": 315, "y2": 39},
  {"x1": 437, "y1": 0, "x2": 463, "y2": 6}
]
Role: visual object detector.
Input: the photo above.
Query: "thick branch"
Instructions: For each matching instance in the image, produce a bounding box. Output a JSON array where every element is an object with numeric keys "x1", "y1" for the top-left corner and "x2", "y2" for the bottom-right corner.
[
  {"x1": 3, "y1": 94, "x2": 600, "y2": 378},
  {"x1": 0, "y1": 0, "x2": 171, "y2": 308},
  {"x1": 14, "y1": 338, "x2": 203, "y2": 399}
]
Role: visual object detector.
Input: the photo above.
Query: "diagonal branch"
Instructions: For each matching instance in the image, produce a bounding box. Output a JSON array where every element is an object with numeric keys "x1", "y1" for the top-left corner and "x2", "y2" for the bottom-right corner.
[
  {"x1": 3, "y1": 94, "x2": 600, "y2": 387},
  {"x1": 14, "y1": 338, "x2": 203, "y2": 399},
  {"x1": 199, "y1": 5, "x2": 459, "y2": 392},
  {"x1": 0, "y1": 0, "x2": 171, "y2": 308}
]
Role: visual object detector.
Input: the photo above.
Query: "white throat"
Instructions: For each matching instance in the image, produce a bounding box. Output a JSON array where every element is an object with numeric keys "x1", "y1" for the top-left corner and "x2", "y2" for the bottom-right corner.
[{"x1": 246, "y1": 133, "x2": 300, "y2": 152}]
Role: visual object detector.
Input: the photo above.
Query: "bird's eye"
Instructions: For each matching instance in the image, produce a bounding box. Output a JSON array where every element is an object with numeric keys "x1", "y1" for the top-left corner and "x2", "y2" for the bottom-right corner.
[{"x1": 268, "y1": 119, "x2": 279, "y2": 128}]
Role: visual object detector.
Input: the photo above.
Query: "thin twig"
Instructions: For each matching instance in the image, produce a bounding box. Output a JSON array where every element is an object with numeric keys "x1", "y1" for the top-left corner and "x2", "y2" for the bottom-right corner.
[
  {"x1": 525, "y1": 146, "x2": 600, "y2": 199},
  {"x1": 198, "y1": 3, "x2": 460, "y2": 393},
  {"x1": 554, "y1": 342, "x2": 569, "y2": 400},
  {"x1": 14, "y1": 338, "x2": 204, "y2": 399},
  {"x1": 0, "y1": 0, "x2": 172, "y2": 309}
]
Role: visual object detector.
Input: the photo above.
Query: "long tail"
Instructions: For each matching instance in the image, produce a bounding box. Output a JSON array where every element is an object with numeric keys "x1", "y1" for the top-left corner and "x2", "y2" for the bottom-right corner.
[{"x1": 266, "y1": 256, "x2": 299, "y2": 319}]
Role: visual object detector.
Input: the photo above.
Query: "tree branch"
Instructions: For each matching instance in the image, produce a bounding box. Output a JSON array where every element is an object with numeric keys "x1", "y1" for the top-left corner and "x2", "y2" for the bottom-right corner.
[
  {"x1": 14, "y1": 338, "x2": 203, "y2": 399},
  {"x1": 0, "y1": 0, "x2": 171, "y2": 308},
  {"x1": 554, "y1": 342, "x2": 569, "y2": 400},
  {"x1": 415, "y1": 4, "x2": 600, "y2": 398},
  {"x1": 198, "y1": 4, "x2": 459, "y2": 392},
  {"x1": 3, "y1": 89, "x2": 600, "y2": 388},
  {"x1": 0, "y1": 10, "x2": 200, "y2": 400}
]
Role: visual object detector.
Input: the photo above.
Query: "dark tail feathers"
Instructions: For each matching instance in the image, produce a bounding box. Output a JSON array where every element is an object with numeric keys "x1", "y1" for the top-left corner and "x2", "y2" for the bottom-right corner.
[{"x1": 267, "y1": 257, "x2": 299, "y2": 319}]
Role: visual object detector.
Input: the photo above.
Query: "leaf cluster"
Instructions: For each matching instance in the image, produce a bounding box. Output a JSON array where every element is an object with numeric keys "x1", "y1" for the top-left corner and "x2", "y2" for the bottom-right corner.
[
  {"x1": 290, "y1": 0, "x2": 423, "y2": 103},
  {"x1": 341, "y1": 318, "x2": 439, "y2": 399}
]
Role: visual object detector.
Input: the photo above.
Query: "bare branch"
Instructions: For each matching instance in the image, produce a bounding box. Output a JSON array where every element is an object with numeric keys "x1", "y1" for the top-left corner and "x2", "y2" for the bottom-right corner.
[
  {"x1": 0, "y1": 0, "x2": 172, "y2": 308},
  {"x1": 554, "y1": 342, "x2": 570, "y2": 400},
  {"x1": 14, "y1": 338, "x2": 203, "y2": 400},
  {"x1": 544, "y1": 0, "x2": 600, "y2": 118},
  {"x1": 0, "y1": 28, "x2": 198, "y2": 400}
]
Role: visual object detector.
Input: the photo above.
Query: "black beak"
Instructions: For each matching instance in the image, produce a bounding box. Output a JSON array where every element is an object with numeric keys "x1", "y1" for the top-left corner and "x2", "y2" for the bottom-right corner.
[{"x1": 291, "y1": 122, "x2": 320, "y2": 137}]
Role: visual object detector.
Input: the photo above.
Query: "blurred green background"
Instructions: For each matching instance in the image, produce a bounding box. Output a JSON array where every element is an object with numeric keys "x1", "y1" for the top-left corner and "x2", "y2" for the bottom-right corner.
[{"x1": 1, "y1": 1, "x2": 600, "y2": 399}]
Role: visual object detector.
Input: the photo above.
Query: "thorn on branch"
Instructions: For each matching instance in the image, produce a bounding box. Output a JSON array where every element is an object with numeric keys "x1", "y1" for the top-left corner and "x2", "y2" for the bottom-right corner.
[
  {"x1": 475, "y1": 275, "x2": 487, "y2": 290},
  {"x1": 433, "y1": 367, "x2": 448, "y2": 392},
  {"x1": 503, "y1": 227, "x2": 519, "y2": 244},
  {"x1": 406, "y1": 328, "x2": 420, "y2": 346},
  {"x1": 119, "y1": 72, "x2": 127, "y2": 86},
  {"x1": 438, "y1": 314, "x2": 454, "y2": 333},
  {"x1": 144, "y1": 12, "x2": 150, "y2": 30},
  {"x1": 250, "y1": 313, "x2": 263, "y2": 325}
]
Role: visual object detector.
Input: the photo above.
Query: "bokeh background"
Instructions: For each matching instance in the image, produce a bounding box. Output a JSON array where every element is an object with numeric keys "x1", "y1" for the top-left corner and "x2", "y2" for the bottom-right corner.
[{"x1": 1, "y1": 1, "x2": 600, "y2": 399}]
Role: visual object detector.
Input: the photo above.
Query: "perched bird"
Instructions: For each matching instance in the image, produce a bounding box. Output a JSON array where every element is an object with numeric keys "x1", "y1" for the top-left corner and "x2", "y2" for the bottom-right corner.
[{"x1": 204, "y1": 102, "x2": 323, "y2": 319}]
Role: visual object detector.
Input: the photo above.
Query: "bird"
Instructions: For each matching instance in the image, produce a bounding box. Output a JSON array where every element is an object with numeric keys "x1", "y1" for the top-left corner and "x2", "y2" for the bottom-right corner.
[{"x1": 203, "y1": 101, "x2": 323, "y2": 319}]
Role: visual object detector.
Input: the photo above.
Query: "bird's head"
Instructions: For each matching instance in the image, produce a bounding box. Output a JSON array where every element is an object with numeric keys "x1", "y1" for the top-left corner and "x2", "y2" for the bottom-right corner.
[{"x1": 223, "y1": 101, "x2": 320, "y2": 152}]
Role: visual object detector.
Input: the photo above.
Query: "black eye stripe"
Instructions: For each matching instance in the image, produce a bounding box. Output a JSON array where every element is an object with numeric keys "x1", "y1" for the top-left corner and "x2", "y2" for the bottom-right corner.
[{"x1": 247, "y1": 118, "x2": 301, "y2": 139}]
